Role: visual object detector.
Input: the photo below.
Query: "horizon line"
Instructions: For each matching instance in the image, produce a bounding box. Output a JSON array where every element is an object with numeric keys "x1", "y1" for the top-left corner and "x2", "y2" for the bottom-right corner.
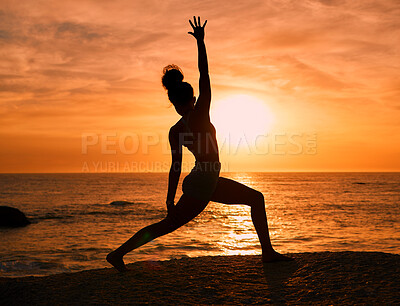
[{"x1": 1, "y1": 171, "x2": 399, "y2": 174}]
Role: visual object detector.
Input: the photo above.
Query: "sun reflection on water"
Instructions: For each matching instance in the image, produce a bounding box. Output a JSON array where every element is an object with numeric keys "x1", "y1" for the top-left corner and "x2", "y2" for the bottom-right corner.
[{"x1": 229, "y1": 173, "x2": 254, "y2": 186}]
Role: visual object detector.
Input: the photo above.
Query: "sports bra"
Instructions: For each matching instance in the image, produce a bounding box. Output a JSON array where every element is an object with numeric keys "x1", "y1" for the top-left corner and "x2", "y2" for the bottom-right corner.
[{"x1": 181, "y1": 111, "x2": 197, "y2": 140}]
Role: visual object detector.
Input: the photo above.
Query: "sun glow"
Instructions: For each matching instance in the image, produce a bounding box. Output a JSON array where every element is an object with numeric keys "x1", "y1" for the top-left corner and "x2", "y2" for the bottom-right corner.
[{"x1": 211, "y1": 95, "x2": 274, "y2": 146}]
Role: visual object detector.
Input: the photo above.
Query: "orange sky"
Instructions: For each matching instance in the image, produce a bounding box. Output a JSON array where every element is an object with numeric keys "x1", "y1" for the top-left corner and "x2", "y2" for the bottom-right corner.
[{"x1": 0, "y1": 0, "x2": 399, "y2": 172}]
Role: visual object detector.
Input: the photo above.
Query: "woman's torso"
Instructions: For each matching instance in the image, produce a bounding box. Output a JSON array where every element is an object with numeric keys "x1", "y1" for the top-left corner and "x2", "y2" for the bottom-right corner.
[{"x1": 176, "y1": 109, "x2": 219, "y2": 162}]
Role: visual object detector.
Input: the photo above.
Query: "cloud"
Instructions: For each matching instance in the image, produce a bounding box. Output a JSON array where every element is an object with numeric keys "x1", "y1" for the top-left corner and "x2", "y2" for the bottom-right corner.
[{"x1": 55, "y1": 22, "x2": 104, "y2": 41}]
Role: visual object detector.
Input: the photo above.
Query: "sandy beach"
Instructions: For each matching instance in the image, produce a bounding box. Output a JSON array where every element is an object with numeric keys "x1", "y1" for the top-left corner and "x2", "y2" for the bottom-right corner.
[{"x1": 1, "y1": 251, "x2": 399, "y2": 305}]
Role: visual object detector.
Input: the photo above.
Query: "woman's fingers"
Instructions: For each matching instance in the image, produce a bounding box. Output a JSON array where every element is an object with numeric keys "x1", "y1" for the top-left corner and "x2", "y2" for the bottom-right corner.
[
  {"x1": 189, "y1": 16, "x2": 206, "y2": 30},
  {"x1": 189, "y1": 19, "x2": 195, "y2": 29}
]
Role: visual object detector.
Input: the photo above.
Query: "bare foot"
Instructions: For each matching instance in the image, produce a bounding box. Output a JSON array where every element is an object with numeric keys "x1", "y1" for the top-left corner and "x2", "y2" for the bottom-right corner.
[
  {"x1": 106, "y1": 251, "x2": 129, "y2": 272},
  {"x1": 262, "y1": 250, "x2": 294, "y2": 263}
]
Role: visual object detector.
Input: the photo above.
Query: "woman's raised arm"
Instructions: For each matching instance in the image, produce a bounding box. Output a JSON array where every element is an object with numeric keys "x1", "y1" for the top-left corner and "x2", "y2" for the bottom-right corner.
[{"x1": 188, "y1": 16, "x2": 211, "y2": 114}]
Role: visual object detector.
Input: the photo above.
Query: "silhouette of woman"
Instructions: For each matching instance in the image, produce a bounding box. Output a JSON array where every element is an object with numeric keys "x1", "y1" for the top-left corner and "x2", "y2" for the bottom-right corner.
[{"x1": 107, "y1": 16, "x2": 292, "y2": 272}]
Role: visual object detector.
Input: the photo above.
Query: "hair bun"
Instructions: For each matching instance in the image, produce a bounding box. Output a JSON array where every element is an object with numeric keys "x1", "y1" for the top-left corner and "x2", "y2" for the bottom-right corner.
[{"x1": 162, "y1": 64, "x2": 184, "y2": 91}]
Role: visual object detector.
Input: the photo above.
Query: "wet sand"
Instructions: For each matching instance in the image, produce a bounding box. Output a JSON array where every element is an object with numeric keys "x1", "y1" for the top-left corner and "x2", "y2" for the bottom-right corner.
[{"x1": 1, "y1": 251, "x2": 399, "y2": 305}]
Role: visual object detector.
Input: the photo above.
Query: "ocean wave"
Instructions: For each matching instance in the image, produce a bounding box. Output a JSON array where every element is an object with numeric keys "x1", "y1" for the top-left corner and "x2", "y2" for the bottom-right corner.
[
  {"x1": 26, "y1": 204, "x2": 165, "y2": 223},
  {"x1": 0, "y1": 259, "x2": 65, "y2": 274},
  {"x1": 109, "y1": 201, "x2": 137, "y2": 206},
  {"x1": 33, "y1": 213, "x2": 75, "y2": 220}
]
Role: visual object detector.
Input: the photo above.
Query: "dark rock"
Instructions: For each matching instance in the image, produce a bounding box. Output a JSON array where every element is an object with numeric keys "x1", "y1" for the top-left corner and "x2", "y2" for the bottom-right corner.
[{"x1": 0, "y1": 206, "x2": 31, "y2": 227}]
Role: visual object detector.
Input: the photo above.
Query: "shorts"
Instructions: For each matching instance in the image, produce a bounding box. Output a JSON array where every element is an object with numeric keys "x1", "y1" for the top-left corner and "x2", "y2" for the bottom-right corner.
[{"x1": 182, "y1": 161, "x2": 221, "y2": 202}]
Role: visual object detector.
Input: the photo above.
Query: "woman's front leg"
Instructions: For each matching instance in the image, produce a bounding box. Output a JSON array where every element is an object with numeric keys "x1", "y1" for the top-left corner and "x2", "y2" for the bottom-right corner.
[{"x1": 210, "y1": 177, "x2": 293, "y2": 262}]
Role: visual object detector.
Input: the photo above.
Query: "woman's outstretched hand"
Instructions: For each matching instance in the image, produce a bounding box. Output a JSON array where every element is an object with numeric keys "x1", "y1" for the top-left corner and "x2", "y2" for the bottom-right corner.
[{"x1": 188, "y1": 16, "x2": 207, "y2": 41}]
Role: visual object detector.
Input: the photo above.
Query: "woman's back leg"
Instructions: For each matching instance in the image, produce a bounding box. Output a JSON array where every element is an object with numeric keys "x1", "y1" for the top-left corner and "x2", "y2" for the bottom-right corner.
[{"x1": 107, "y1": 194, "x2": 208, "y2": 271}]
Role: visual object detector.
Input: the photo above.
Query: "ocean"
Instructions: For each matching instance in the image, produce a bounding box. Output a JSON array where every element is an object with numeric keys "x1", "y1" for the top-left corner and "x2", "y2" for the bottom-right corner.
[{"x1": 1, "y1": 172, "x2": 399, "y2": 277}]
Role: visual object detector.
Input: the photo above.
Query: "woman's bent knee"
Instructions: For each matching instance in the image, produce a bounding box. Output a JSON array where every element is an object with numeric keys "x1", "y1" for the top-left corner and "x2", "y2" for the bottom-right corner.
[{"x1": 250, "y1": 190, "x2": 264, "y2": 206}]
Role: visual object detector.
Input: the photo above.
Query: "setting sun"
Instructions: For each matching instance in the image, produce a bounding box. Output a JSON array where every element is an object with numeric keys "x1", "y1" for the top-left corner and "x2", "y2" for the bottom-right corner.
[{"x1": 211, "y1": 95, "x2": 274, "y2": 146}]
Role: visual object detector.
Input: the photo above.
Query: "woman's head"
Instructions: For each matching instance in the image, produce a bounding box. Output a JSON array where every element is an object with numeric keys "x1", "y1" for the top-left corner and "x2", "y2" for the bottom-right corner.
[{"x1": 162, "y1": 65, "x2": 194, "y2": 114}]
